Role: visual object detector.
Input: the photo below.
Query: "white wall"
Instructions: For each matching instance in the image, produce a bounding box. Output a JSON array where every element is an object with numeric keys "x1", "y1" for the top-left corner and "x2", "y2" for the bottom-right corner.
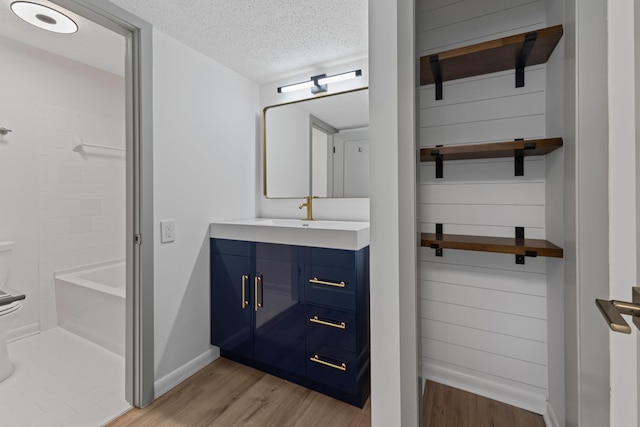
[
  {"x1": 0, "y1": 34, "x2": 125, "y2": 337},
  {"x1": 369, "y1": 0, "x2": 419, "y2": 425},
  {"x1": 417, "y1": 0, "x2": 559, "y2": 415},
  {"x1": 151, "y1": 29, "x2": 259, "y2": 390},
  {"x1": 258, "y1": 58, "x2": 370, "y2": 221}
]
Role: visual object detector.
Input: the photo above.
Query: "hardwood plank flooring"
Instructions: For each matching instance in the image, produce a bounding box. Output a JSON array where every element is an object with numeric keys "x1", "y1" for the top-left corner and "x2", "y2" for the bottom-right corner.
[
  {"x1": 106, "y1": 358, "x2": 370, "y2": 427},
  {"x1": 106, "y1": 358, "x2": 544, "y2": 427},
  {"x1": 422, "y1": 380, "x2": 546, "y2": 427}
]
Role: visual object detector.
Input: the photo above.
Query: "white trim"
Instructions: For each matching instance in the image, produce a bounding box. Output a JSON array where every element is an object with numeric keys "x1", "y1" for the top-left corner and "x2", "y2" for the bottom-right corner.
[
  {"x1": 422, "y1": 360, "x2": 547, "y2": 415},
  {"x1": 154, "y1": 347, "x2": 220, "y2": 398},
  {"x1": 544, "y1": 401, "x2": 560, "y2": 427},
  {"x1": 7, "y1": 322, "x2": 40, "y2": 343}
]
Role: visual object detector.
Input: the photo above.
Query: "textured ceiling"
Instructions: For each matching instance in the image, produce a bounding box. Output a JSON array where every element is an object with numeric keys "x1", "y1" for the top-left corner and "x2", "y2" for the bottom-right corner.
[{"x1": 108, "y1": 0, "x2": 369, "y2": 84}]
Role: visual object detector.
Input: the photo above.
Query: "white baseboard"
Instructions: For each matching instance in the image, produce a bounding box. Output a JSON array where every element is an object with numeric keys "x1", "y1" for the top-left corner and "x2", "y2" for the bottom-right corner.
[
  {"x1": 7, "y1": 322, "x2": 40, "y2": 343},
  {"x1": 544, "y1": 401, "x2": 560, "y2": 427},
  {"x1": 422, "y1": 360, "x2": 547, "y2": 415},
  {"x1": 154, "y1": 346, "x2": 220, "y2": 398}
]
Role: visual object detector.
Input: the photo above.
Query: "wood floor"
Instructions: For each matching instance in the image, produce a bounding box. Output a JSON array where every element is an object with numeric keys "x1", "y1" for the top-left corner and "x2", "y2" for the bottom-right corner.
[
  {"x1": 106, "y1": 358, "x2": 370, "y2": 427},
  {"x1": 107, "y1": 358, "x2": 544, "y2": 427},
  {"x1": 423, "y1": 380, "x2": 545, "y2": 427}
]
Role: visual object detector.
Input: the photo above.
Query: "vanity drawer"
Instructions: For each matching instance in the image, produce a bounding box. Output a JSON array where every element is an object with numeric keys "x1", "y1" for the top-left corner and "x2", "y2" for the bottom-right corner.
[
  {"x1": 309, "y1": 247, "x2": 356, "y2": 269},
  {"x1": 306, "y1": 342, "x2": 358, "y2": 394},
  {"x1": 306, "y1": 305, "x2": 356, "y2": 352},
  {"x1": 211, "y1": 238, "x2": 252, "y2": 257},
  {"x1": 304, "y1": 265, "x2": 356, "y2": 311}
]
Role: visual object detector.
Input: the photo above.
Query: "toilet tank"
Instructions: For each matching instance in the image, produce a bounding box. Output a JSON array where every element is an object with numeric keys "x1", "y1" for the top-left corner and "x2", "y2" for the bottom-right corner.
[{"x1": 0, "y1": 242, "x2": 14, "y2": 289}]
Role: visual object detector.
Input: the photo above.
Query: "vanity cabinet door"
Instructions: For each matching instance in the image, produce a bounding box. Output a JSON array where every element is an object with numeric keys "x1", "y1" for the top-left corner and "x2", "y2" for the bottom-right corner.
[
  {"x1": 253, "y1": 243, "x2": 305, "y2": 376},
  {"x1": 210, "y1": 251, "x2": 253, "y2": 360}
]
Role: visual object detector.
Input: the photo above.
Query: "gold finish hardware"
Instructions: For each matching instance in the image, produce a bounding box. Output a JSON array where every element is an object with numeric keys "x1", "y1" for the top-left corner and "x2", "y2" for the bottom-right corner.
[
  {"x1": 299, "y1": 196, "x2": 315, "y2": 221},
  {"x1": 309, "y1": 316, "x2": 346, "y2": 330},
  {"x1": 241, "y1": 275, "x2": 249, "y2": 309},
  {"x1": 595, "y1": 287, "x2": 640, "y2": 334},
  {"x1": 254, "y1": 276, "x2": 262, "y2": 311},
  {"x1": 309, "y1": 277, "x2": 346, "y2": 288},
  {"x1": 310, "y1": 354, "x2": 347, "y2": 372}
]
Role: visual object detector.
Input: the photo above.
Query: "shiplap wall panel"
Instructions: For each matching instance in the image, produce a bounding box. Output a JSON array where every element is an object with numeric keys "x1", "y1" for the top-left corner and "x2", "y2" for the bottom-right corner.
[
  {"x1": 421, "y1": 0, "x2": 463, "y2": 13},
  {"x1": 421, "y1": 263, "x2": 547, "y2": 296},
  {"x1": 420, "y1": 158, "x2": 545, "y2": 184},
  {"x1": 419, "y1": 67, "x2": 545, "y2": 109},
  {"x1": 423, "y1": 281, "x2": 546, "y2": 319},
  {"x1": 421, "y1": 299, "x2": 547, "y2": 342},
  {"x1": 421, "y1": 182, "x2": 545, "y2": 205},
  {"x1": 421, "y1": 223, "x2": 545, "y2": 239},
  {"x1": 421, "y1": 92, "x2": 545, "y2": 128},
  {"x1": 421, "y1": 248, "x2": 546, "y2": 274},
  {"x1": 422, "y1": 339, "x2": 548, "y2": 389},
  {"x1": 419, "y1": 1, "x2": 545, "y2": 55},
  {"x1": 418, "y1": 0, "x2": 551, "y2": 406},
  {"x1": 421, "y1": 0, "x2": 538, "y2": 32},
  {"x1": 422, "y1": 319, "x2": 547, "y2": 365},
  {"x1": 420, "y1": 204, "x2": 545, "y2": 228},
  {"x1": 421, "y1": 115, "x2": 545, "y2": 146}
]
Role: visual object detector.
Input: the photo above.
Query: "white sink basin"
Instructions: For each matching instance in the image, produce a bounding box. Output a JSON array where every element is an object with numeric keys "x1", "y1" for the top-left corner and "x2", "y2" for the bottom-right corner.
[{"x1": 209, "y1": 218, "x2": 370, "y2": 250}]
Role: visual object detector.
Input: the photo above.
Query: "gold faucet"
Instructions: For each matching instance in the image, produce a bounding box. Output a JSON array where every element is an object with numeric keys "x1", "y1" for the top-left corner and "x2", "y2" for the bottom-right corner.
[{"x1": 299, "y1": 196, "x2": 315, "y2": 221}]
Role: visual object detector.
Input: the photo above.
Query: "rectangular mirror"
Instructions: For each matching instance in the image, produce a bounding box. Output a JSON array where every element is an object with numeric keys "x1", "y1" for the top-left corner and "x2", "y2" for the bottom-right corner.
[{"x1": 263, "y1": 88, "x2": 369, "y2": 199}]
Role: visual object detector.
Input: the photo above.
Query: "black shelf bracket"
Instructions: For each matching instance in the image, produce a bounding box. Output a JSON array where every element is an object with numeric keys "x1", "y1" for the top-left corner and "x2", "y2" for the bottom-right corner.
[
  {"x1": 515, "y1": 227, "x2": 538, "y2": 264},
  {"x1": 516, "y1": 32, "x2": 538, "y2": 88},
  {"x1": 514, "y1": 139, "x2": 536, "y2": 176},
  {"x1": 433, "y1": 223, "x2": 443, "y2": 256},
  {"x1": 430, "y1": 55, "x2": 443, "y2": 100},
  {"x1": 432, "y1": 146, "x2": 443, "y2": 178}
]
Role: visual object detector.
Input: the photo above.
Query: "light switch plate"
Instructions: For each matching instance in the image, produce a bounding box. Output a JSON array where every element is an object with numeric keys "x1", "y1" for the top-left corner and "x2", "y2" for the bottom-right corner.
[{"x1": 161, "y1": 220, "x2": 175, "y2": 243}]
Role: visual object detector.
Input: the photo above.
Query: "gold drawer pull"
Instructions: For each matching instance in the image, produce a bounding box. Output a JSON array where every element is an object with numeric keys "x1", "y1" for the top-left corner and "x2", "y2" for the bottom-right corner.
[
  {"x1": 309, "y1": 277, "x2": 346, "y2": 288},
  {"x1": 310, "y1": 354, "x2": 347, "y2": 372},
  {"x1": 309, "y1": 316, "x2": 346, "y2": 330}
]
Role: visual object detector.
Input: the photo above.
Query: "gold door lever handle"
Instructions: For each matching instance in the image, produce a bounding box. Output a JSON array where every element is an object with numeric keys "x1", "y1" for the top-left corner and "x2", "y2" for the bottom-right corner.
[{"x1": 596, "y1": 287, "x2": 640, "y2": 334}]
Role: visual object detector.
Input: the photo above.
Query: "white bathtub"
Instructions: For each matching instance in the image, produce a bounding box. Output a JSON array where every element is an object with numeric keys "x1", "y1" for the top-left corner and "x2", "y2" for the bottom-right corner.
[{"x1": 54, "y1": 260, "x2": 125, "y2": 356}]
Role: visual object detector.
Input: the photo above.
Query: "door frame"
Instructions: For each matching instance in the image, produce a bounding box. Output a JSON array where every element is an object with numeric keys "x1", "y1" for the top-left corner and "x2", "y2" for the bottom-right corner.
[{"x1": 50, "y1": 0, "x2": 155, "y2": 407}]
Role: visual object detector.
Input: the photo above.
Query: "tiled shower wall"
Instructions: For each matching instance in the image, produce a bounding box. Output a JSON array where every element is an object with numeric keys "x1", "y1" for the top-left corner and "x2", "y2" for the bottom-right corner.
[{"x1": 37, "y1": 104, "x2": 125, "y2": 329}]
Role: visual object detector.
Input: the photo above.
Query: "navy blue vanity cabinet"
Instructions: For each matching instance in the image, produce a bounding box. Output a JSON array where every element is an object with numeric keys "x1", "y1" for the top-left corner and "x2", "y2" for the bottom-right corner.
[
  {"x1": 210, "y1": 238, "x2": 370, "y2": 408},
  {"x1": 210, "y1": 239, "x2": 305, "y2": 376},
  {"x1": 302, "y1": 246, "x2": 370, "y2": 407},
  {"x1": 210, "y1": 239, "x2": 253, "y2": 360},
  {"x1": 253, "y1": 243, "x2": 305, "y2": 376}
]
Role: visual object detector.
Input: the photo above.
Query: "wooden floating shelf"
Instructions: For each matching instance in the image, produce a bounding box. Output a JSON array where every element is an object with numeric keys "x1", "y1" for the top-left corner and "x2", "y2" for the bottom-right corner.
[
  {"x1": 420, "y1": 25, "x2": 563, "y2": 86},
  {"x1": 421, "y1": 233, "x2": 564, "y2": 259},
  {"x1": 420, "y1": 138, "x2": 563, "y2": 162}
]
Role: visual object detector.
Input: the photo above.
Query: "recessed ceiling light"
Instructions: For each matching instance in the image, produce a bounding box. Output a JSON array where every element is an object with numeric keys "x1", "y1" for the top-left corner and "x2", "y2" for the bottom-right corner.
[{"x1": 10, "y1": 1, "x2": 78, "y2": 34}]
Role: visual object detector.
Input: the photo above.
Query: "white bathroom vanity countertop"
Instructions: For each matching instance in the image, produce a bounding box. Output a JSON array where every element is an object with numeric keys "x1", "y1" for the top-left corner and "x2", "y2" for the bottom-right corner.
[{"x1": 209, "y1": 218, "x2": 370, "y2": 251}]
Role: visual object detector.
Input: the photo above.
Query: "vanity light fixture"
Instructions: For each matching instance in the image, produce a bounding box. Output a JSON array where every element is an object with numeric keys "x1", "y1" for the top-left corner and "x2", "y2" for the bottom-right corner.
[
  {"x1": 11, "y1": 1, "x2": 78, "y2": 34},
  {"x1": 277, "y1": 69, "x2": 362, "y2": 94}
]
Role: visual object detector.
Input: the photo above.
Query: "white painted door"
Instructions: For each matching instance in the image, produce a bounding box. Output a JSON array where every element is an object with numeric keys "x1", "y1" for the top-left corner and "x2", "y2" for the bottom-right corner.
[{"x1": 607, "y1": 1, "x2": 638, "y2": 426}]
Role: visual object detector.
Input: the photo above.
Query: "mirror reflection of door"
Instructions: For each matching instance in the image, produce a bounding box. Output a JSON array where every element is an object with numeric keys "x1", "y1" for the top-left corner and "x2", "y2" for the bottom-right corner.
[
  {"x1": 311, "y1": 121, "x2": 369, "y2": 198},
  {"x1": 335, "y1": 128, "x2": 369, "y2": 198},
  {"x1": 311, "y1": 117, "x2": 336, "y2": 198}
]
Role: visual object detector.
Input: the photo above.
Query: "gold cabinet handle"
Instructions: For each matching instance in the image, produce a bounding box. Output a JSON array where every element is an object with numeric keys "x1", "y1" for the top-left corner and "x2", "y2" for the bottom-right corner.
[
  {"x1": 254, "y1": 276, "x2": 262, "y2": 311},
  {"x1": 310, "y1": 354, "x2": 346, "y2": 372},
  {"x1": 241, "y1": 275, "x2": 249, "y2": 309},
  {"x1": 309, "y1": 277, "x2": 346, "y2": 288},
  {"x1": 309, "y1": 316, "x2": 346, "y2": 330}
]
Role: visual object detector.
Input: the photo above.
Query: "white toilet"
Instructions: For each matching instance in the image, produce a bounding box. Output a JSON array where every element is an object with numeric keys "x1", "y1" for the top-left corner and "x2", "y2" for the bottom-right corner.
[{"x1": 0, "y1": 241, "x2": 24, "y2": 382}]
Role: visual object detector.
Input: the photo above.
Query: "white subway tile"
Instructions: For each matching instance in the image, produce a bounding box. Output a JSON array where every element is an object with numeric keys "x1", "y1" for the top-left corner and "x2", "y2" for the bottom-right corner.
[
  {"x1": 58, "y1": 166, "x2": 82, "y2": 183},
  {"x1": 69, "y1": 216, "x2": 91, "y2": 234},
  {"x1": 79, "y1": 199, "x2": 101, "y2": 216}
]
